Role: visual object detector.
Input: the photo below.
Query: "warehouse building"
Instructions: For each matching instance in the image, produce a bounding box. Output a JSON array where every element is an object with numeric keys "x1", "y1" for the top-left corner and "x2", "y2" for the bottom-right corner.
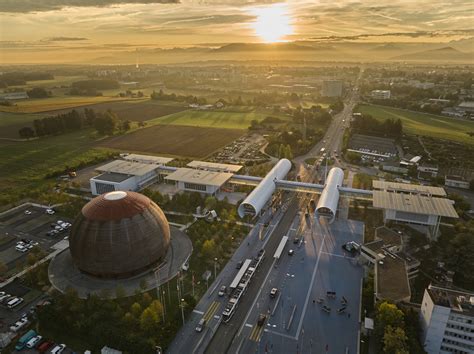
[
  {"x1": 445, "y1": 175, "x2": 470, "y2": 190},
  {"x1": 371, "y1": 90, "x2": 391, "y2": 99},
  {"x1": 165, "y1": 168, "x2": 234, "y2": 195},
  {"x1": 372, "y1": 181, "x2": 458, "y2": 239},
  {"x1": 420, "y1": 284, "x2": 474, "y2": 354}
]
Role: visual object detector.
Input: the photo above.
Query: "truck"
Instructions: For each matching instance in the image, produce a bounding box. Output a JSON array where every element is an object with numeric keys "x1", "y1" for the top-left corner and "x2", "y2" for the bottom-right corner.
[{"x1": 15, "y1": 329, "x2": 36, "y2": 351}]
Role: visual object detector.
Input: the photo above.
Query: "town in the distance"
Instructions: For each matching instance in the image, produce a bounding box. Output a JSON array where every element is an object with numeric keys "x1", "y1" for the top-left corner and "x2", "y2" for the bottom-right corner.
[{"x1": 1, "y1": 2, "x2": 474, "y2": 354}]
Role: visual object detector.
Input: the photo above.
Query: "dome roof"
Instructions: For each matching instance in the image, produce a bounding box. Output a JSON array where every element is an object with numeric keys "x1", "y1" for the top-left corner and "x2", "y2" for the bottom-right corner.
[{"x1": 69, "y1": 191, "x2": 170, "y2": 279}]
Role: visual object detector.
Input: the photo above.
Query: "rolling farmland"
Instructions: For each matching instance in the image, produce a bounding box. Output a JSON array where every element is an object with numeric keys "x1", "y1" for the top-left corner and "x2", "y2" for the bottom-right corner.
[{"x1": 357, "y1": 104, "x2": 474, "y2": 144}]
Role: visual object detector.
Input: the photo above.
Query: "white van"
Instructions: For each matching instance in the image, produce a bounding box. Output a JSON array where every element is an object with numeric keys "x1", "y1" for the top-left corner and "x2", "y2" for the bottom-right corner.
[{"x1": 7, "y1": 297, "x2": 23, "y2": 309}]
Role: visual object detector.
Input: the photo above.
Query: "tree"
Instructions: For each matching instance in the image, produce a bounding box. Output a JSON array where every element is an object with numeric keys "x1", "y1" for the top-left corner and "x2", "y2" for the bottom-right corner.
[
  {"x1": 27, "y1": 87, "x2": 50, "y2": 98},
  {"x1": 18, "y1": 126, "x2": 35, "y2": 139},
  {"x1": 444, "y1": 232, "x2": 474, "y2": 288},
  {"x1": 130, "y1": 302, "x2": 142, "y2": 318},
  {"x1": 121, "y1": 120, "x2": 131, "y2": 131},
  {"x1": 139, "y1": 307, "x2": 159, "y2": 332},
  {"x1": 204, "y1": 196, "x2": 217, "y2": 211},
  {"x1": 201, "y1": 239, "x2": 216, "y2": 259},
  {"x1": 0, "y1": 261, "x2": 8, "y2": 276},
  {"x1": 383, "y1": 325, "x2": 409, "y2": 354},
  {"x1": 470, "y1": 179, "x2": 474, "y2": 191}
]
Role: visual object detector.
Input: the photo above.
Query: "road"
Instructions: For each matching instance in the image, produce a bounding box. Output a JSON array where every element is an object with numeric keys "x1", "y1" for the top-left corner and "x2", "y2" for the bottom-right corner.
[{"x1": 167, "y1": 69, "x2": 365, "y2": 354}]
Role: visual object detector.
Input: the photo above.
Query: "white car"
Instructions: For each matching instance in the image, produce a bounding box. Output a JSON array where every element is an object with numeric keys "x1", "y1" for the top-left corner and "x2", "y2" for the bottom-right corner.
[
  {"x1": 24, "y1": 210, "x2": 32, "y2": 215},
  {"x1": 46, "y1": 208, "x2": 55, "y2": 215},
  {"x1": 9, "y1": 317, "x2": 28, "y2": 332},
  {"x1": 50, "y1": 344, "x2": 66, "y2": 354},
  {"x1": 15, "y1": 245, "x2": 28, "y2": 253},
  {"x1": 57, "y1": 220, "x2": 64, "y2": 225},
  {"x1": 26, "y1": 335, "x2": 42, "y2": 348}
]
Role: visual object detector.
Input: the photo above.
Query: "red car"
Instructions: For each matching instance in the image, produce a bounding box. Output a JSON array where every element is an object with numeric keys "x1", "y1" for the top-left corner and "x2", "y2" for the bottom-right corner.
[{"x1": 37, "y1": 340, "x2": 54, "y2": 353}]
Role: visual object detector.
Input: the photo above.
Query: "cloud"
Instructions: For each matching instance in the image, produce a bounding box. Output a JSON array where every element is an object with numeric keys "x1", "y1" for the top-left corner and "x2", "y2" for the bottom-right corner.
[
  {"x1": 47, "y1": 36, "x2": 89, "y2": 41},
  {"x1": 0, "y1": 0, "x2": 179, "y2": 13}
]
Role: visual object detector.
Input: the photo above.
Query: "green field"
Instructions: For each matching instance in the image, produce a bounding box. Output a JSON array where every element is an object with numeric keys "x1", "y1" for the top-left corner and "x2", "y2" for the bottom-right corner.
[
  {"x1": 0, "y1": 112, "x2": 45, "y2": 128},
  {"x1": 149, "y1": 109, "x2": 276, "y2": 129},
  {"x1": 0, "y1": 130, "x2": 112, "y2": 204},
  {"x1": 0, "y1": 96, "x2": 138, "y2": 114},
  {"x1": 358, "y1": 104, "x2": 474, "y2": 144}
]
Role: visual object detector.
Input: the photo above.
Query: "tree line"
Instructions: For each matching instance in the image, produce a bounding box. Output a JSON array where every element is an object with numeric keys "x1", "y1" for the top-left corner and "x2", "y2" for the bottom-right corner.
[
  {"x1": 151, "y1": 89, "x2": 208, "y2": 105},
  {"x1": 18, "y1": 108, "x2": 130, "y2": 139},
  {"x1": 351, "y1": 113, "x2": 403, "y2": 139}
]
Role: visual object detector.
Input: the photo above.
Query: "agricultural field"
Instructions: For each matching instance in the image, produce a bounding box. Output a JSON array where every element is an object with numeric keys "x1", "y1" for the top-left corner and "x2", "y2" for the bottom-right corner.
[
  {"x1": 0, "y1": 129, "x2": 112, "y2": 204},
  {"x1": 0, "y1": 96, "x2": 136, "y2": 114},
  {"x1": 5, "y1": 75, "x2": 88, "y2": 90},
  {"x1": 100, "y1": 125, "x2": 244, "y2": 158},
  {"x1": 0, "y1": 111, "x2": 46, "y2": 138},
  {"x1": 149, "y1": 109, "x2": 275, "y2": 129},
  {"x1": 357, "y1": 104, "x2": 474, "y2": 144},
  {"x1": 49, "y1": 99, "x2": 189, "y2": 122}
]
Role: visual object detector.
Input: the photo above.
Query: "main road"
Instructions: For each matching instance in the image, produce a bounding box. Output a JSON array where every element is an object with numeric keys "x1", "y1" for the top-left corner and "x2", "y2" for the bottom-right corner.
[{"x1": 167, "y1": 68, "x2": 364, "y2": 354}]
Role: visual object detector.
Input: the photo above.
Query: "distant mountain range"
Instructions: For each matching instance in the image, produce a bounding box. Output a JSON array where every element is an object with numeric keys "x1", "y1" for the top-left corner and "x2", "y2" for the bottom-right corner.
[
  {"x1": 53, "y1": 38, "x2": 474, "y2": 65},
  {"x1": 391, "y1": 46, "x2": 473, "y2": 61}
]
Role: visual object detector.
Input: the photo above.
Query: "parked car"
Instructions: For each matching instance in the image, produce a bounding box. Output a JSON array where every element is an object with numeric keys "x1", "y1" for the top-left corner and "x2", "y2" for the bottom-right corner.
[
  {"x1": 10, "y1": 317, "x2": 28, "y2": 332},
  {"x1": 15, "y1": 245, "x2": 28, "y2": 253},
  {"x1": 24, "y1": 210, "x2": 32, "y2": 215},
  {"x1": 50, "y1": 344, "x2": 66, "y2": 354},
  {"x1": 293, "y1": 237, "x2": 300, "y2": 244},
  {"x1": 195, "y1": 318, "x2": 206, "y2": 332},
  {"x1": 342, "y1": 241, "x2": 359, "y2": 254},
  {"x1": 37, "y1": 340, "x2": 54, "y2": 353},
  {"x1": 46, "y1": 208, "x2": 55, "y2": 215},
  {"x1": 26, "y1": 335, "x2": 42, "y2": 349},
  {"x1": 270, "y1": 288, "x2": 278, "y2": 298},
  {"x1": 218, "y1": 285, "x2": 226, "y2": 297},
  {"x1": 288, "y1": 249, "x2": 294, "y2": 256},
  {"x1": 236, "y1": 261, "x2": 244, "y2": 269}
]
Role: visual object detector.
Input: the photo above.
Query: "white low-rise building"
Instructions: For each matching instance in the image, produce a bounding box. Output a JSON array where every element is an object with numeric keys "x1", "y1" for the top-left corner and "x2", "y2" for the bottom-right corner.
[
  {"x1": 445, "y1": 175, "x2": 470, "y2": 190},
  {"x1": 371, "y1": 90, "x2": 391, "y2": 99}
]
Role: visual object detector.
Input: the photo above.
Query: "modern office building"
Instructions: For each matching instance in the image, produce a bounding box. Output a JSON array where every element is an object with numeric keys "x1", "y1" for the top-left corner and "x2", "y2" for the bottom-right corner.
[
  {"x1": 90, "y1": 156, "x2": 173, "y2": 195},
  {"x1": 165, "y1": 168, "x2": 234, "y2": 195},
  {"x1": 420, "y1": 284, "x2": 474, "y2": 354},
  {"x1": 321, "y1": 80, "x2": 343, "y2": 97},
  {"x1": 371, "y1": 90, "x2": 391, "y2": 99},
  {"x1": 372, "y1": 181, "x2": 458, "y2": 239}
]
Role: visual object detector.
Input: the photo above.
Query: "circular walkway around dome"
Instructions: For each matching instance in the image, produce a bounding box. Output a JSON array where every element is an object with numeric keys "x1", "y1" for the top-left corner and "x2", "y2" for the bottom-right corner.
[{"x1": 48, "y1": 227, "x2": 192, "y2": 299}]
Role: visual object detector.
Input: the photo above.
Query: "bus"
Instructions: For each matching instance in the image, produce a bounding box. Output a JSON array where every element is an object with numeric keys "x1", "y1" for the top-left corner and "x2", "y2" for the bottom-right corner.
[{"x1": 15, "y1": 329, "x2": 37, "y2": 351}]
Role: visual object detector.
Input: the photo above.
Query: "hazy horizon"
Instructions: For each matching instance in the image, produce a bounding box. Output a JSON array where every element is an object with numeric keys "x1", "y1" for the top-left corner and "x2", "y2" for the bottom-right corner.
[{"x1": 1, "y1": 0, "x2": 473, "y2": 64}]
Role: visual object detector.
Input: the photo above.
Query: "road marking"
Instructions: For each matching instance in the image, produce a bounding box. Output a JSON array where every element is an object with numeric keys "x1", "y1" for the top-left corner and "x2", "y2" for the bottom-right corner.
[
  {"x1": 264, "y1": 329, "x2": 297, "y2": 340},
  {"x1": 245, "y1": 323, "x2": 252, "y2": 328},
  {"x1": 193, "y1": 310, "x2": 204, "y2": 315},
  {"x1": 321, "y1": 251, "x2": 351, "y2": 259},
  {"x1": 249, "y1": 323, "x2": 265, "y2": 342},
  {"x1": 203, "y1": 301, "x2": 220, "y2": 322},
  {"x1": 295, "y1": 225, "x2": 328, "y2": 339},
  {"x1": 237, "y1": 257, "x2": 278, "y2": 337}
]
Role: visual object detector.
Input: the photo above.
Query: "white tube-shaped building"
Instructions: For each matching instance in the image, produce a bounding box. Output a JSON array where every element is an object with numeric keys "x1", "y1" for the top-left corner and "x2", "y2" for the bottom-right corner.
[
  {"x1": 316, "y1": 167, "x2": 344, "y2": 223},
  {"x1": 238, "y1": 159, "x2": 292, "y2": 218}
]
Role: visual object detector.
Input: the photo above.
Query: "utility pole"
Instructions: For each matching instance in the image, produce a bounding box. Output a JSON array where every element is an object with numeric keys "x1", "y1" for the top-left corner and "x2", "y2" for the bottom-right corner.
[
  {"x1": 180, "y1": 298, "x2": 185, "y2": 325},
  {"x1": 214, "y1": 258, "x2": 218, "y2": 279}
]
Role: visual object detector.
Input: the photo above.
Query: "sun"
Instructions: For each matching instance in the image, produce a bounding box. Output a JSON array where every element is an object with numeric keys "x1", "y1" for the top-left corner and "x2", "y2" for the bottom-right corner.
[{"x1": 251, "y1": 4, "x2": 293, "y2": 43}]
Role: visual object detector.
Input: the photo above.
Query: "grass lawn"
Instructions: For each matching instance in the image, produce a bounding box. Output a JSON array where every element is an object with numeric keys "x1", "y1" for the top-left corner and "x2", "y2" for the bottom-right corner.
[
  {"x1": 0, "y1": 96, "x2": 137, "y2": 114},
  {"x1": 357, "y1": 104, "x2": 474, "y2": 144},
  {"x1": 0, "y1": 111, "x2": 47, "y2": 138},
  {"x1": 148, "y1": 109, "x2": 273, "y2": 130},
  {"x1": 0, "y1": 130, "x2": 112, "y2": 204}
]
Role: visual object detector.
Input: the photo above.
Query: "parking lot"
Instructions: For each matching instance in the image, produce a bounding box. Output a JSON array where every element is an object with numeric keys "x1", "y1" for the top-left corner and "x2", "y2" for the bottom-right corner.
[{"x1": 0, "y1": 204, "x2": 73, "y2": 352}]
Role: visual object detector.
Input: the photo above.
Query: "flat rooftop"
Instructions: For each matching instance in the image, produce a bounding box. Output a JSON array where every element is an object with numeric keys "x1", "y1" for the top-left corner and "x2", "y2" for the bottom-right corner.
[
  {"x1": 373, "y1": 190, "x2": 458, "y2": 218},
  {"x1": 122, "y1": 154, "x2": 174, "y2": 165},
  {"x1": 165, "y1": 168, "x2": 234, "y2": 187},
  {"x1": 373, "y1": 180, "x2": 446, "y2": 197},
  {"x1": 376, "y1": 256, "x2": 411, "y2": 302},
  {"x1": 97, "y1": 160, "x2": 158, "y2": 176},
  {"x1": 187, "y1": 160, "x2": 242, "y2": 173},
  {"x1": 91, "y1": 172, "x2": 132, "y2": 183},
  {"x1": 427, "y1": 285, "x2": 474, "y2": 317}
]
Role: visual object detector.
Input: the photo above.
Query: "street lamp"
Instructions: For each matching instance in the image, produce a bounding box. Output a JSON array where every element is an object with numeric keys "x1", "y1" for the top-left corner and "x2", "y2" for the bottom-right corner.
[
  {"x1": 180, "y1": 298, "x2": 185, "y2": 326},
  {"x1": 214, "y1": 258, "x2": 218, "y2": 279}
]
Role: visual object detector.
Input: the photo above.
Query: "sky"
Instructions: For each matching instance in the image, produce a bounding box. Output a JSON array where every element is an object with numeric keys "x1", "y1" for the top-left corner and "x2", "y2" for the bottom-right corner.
[{"x1": 0, "y1": 0, "x2": 473, "y2": 62}]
